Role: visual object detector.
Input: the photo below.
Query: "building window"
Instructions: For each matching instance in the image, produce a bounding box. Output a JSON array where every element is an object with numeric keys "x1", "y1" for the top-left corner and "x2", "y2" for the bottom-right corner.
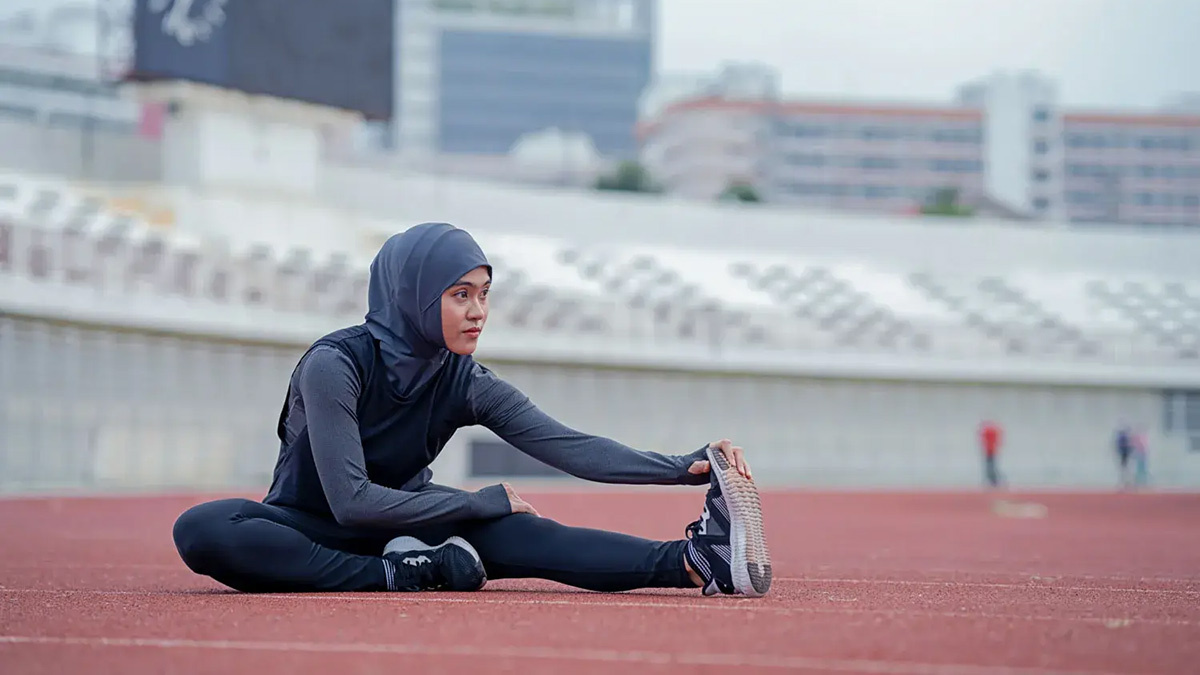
[
  {"x1": 783, "y1": 123, "x2": 830, "y2": 138},
  {"x1": 786, "y1": 153, "x2": 825, "y2": 167},
  {"x1": 931, "y1": 159, "x2": 982, "y2": 172},
  {"x1": 1032, "y1": 197, "x2": 1049, "y2": 210},
  {"x1": 1034, "y1": 139, "x2": 1049, "y2": 154},
  {"x1": 932, "y1": 128, "x2": 979, "y2": 143},
  {"x1": 1032, "y1": 108, "x2": 1050, "y2": 122},
  {"x1": 861, "y1": 127, "x2": 901, "y2": 141},
  {"x1": 863, "y1": 185, "x2": 896, "y2": 199},
  {"x1": 1183, "y1": 195, "x2": 1199, "y2": 208},
  {"x1": 1032, "y1": 169, "x2": 1049, "y2": 182},
  {"x1": 1068, "y1": 191, "x2": 1099, "y2": 205},
  {"x1": 0, "y1": 102, "x2": 38, "y2": 121},
  {"x1": 860, "y1": 157, "x2": 899, "y2": 170}
]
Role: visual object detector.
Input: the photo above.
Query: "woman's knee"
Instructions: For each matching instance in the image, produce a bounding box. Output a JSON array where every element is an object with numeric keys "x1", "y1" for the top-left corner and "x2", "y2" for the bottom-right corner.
[
  {"x1": 461, "y1": 512, "x2": 562, "y2": 550},
  {"x1": 172, "y1": 499, "x2": 246, "y2": 573}
]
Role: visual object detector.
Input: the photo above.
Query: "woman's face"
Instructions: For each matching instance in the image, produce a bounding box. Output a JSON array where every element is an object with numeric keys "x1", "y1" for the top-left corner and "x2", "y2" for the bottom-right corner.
[{"x1": 441, "y1": 265, "x2": 491, "y2": 355}]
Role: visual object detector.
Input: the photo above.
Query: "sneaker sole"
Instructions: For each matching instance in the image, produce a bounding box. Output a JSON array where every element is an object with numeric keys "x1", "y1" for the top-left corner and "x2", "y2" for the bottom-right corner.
[
  {"x1": 707, "y1": 446, "x2": 772, "y2": 597},
  {"x1": 383, "y1": 535, "x2": 487, "y2": 591}
]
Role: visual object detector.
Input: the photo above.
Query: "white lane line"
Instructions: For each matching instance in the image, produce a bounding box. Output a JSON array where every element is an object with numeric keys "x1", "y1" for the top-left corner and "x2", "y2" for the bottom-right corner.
[
  {"x1": 3, "y1": 564, "x2": 1195, "y2": 595},
  {"x1": 776, "y1": 577, "x2": 1200, "y2": 595},
  {"x1": 0, "y1": 588, "x2": 1193, "y2": 627},
  {"x1": 0, "y1": 635, "x2": 1143, "y2": 675}
]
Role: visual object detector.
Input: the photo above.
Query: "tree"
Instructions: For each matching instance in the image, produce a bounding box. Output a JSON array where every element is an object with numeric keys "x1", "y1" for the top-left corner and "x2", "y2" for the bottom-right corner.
[
  {"x1": 595, "y1": 161, "x2": 660, "y2": 193},
  {"x1": 719, "y1": 181, "x2": 762, "y2": 204},
  {"x1": 921, "y1": 187, "x2": 974, "y2": 217}
]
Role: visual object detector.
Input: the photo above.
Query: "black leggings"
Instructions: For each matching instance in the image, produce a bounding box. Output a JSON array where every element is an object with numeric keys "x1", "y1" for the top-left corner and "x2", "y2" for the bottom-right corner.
[{"x1": 172, "y1": 498, "x2": 694, "y2": 593}]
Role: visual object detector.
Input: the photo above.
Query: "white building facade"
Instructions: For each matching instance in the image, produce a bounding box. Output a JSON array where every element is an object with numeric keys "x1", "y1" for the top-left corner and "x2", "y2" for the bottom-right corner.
[
  {"x1": 640, "y1": 96, "x2": 986, "y2": 214},
  {"x1": 643, "y1": 68, "x2": 1200, "y2": 229}
]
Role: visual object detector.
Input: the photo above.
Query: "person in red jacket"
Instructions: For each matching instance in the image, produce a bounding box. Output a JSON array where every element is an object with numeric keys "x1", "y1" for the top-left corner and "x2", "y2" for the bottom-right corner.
[{"x1": 979, "y1": 420, "x2": 1003, "y2": 488}]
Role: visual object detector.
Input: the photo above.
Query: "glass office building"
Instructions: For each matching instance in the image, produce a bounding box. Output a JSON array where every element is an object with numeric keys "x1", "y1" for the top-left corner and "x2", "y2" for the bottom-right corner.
[{"x1": 389, "y1": 0, "x2": 655, "y2": 158}]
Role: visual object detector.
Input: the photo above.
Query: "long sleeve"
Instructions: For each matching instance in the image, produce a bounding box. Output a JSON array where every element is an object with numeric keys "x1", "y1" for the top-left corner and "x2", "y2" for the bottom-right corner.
[
  {"x1": 296, "y1": 346, "x2": 512, "y2": 528},
  {"x1": 467, "y1": 364, "x2": 710, "y2": 486}
]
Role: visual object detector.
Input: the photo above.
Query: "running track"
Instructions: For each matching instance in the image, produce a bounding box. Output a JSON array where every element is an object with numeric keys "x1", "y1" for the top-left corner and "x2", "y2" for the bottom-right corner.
[{"x1": 1, "y1": 489, "x2": 1197, "y2": 674}]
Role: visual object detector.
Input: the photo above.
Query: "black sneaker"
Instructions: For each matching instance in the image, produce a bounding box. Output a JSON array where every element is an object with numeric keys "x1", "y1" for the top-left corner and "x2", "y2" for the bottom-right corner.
[
  {"x1": 382, "y1": 535, "x2": 487, "y2": 592},
  {"x1": 683, "y1": 446, "x2": 772, "y2": 597}
]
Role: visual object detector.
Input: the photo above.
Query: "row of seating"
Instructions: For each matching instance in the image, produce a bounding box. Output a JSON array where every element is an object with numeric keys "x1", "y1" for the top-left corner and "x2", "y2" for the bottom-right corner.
[
  {"x1": 3, "y1": 173, "x2": 1198, "y2": 362},
  {"x1": 908, "y1": 272, "x2": 1104, "y2": 358},
  {"x1": 1088, "y1": 281, "x2": 1200, "y2": 359}
]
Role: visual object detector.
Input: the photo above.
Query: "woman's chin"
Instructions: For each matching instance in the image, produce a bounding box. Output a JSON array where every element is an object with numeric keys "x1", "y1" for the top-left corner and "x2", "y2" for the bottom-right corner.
[{"x1": 447, "y1": 336, "x2": 481, "y2": 355}]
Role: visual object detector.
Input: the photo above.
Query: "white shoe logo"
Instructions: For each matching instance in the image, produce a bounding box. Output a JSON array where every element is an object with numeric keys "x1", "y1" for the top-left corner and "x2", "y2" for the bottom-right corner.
[
  {"x1": 697, "y1": 505, "x2": 711, "y2": 535},
  {"x1": 402, "y1": 555, "x2": 431, "y2": 566}
]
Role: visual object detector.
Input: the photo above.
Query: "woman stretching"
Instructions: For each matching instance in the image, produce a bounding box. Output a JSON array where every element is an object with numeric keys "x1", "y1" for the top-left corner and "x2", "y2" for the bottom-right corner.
[{"x1": 173, "y1": 222, "x2": 772, "y2": 597}]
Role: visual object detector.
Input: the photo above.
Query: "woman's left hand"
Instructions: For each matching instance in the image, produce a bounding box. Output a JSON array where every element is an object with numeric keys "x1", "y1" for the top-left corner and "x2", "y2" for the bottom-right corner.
[{"x1": 687, "y1": 438, "x2": 753, "y2": 481}]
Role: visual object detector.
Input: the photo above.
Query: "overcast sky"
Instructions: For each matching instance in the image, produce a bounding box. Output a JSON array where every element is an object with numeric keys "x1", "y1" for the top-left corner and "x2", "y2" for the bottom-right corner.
[
  {"x1": 657, "y1": 0, "x2": 1199, "y2": 110},
  {"x1": 3, "y1": 0, "x2": 1196, "y2": 110}
]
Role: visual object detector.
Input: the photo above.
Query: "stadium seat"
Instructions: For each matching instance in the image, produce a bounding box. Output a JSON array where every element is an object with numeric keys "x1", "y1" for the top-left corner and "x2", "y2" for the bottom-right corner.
[{"x1": 2, "y1": 171, "x2": 1196, "y2": 366}]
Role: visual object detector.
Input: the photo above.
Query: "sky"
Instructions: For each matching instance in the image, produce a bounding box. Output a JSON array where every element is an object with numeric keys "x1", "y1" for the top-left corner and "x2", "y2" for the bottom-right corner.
[
  {"x1": 657, "y1": 0, "x2": 1199, "y2": 110},
  {"x1": 2, "y1": 0, "x2": 1197, "y2": 111}
]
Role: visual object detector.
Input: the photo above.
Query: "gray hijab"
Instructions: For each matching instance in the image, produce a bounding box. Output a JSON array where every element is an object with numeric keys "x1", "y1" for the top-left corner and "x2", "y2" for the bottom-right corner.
[{"x1": 364, "y1": 223, "x2": 490, "y2": 400}]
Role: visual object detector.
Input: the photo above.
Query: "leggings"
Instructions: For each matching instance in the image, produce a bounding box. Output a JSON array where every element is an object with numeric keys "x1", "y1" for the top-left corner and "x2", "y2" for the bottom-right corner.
[{"x1": 172, "y1": 498, "x2": 695, "y2": 593}]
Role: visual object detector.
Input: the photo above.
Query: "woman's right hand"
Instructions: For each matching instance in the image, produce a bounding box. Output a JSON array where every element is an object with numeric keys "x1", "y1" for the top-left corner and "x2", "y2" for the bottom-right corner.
[{"x1": 503, "y1": 482, "x2": 540, "y2": 517}]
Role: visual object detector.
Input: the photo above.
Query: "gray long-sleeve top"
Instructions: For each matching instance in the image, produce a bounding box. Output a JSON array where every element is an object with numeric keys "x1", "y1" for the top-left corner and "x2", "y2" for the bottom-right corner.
[{"x1": 284, "y1": 345, "x2": 707, "y2": 529}]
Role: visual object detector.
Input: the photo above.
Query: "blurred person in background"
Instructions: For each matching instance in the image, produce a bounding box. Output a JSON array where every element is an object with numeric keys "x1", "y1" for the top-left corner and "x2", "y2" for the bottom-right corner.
[
  {"x1": 979, "y1": 419, "x2": 1003, "y2": 488},
  {"x1": 1132, "y1": 426, "x2": 1150, "y2": 488},
  {"x1": 171, "y1": 223, "x2": 772, "y2": 598},
  {"x1": 1115, "y1": 424, "x2": 1133, "y2": 488}
]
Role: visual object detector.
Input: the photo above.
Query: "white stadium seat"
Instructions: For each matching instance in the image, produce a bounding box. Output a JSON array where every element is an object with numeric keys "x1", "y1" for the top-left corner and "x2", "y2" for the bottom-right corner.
[{"x1": 1, "y1": 171, "x2": 1198, "y2": 365}]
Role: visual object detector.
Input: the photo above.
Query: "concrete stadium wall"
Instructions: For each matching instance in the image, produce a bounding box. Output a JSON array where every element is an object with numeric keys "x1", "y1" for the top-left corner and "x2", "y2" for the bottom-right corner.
[{"x1": 3, "y1": 303, "x2": 1197, "y2": 497}]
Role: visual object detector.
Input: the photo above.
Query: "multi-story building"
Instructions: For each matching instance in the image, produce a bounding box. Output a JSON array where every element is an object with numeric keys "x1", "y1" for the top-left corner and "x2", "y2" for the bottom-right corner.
[
  {"x1": 1057, "y1": 112, "x2": 1200, "y2": 228},
  {"x1": 958, "y1": 72, "x2": 1200, "y2": 228},
  {"x1": 956, "y1": 71, "x2": 1064, "y2": 221},
  {"x1": 643, "y1": 67, "x2": 1200, "y2": 228},
  {"x1": 0, "y1": 43, "x2": 139, "y2": 133},
  {"x1": 385, "y1": 0, "x2": 655, "y2": 158},
  {"x1": 639, "y1": 93, "x2": 986, "y2": 215}
]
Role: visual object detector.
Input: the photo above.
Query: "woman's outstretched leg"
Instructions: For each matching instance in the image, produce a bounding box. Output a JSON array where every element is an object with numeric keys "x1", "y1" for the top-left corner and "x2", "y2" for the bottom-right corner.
[
  {"x1": 455, "y1": 512, "x2": 696, "y2": 593},
  {"x1": 456, "y1": 457, "x2": 772, "y2": 597}
]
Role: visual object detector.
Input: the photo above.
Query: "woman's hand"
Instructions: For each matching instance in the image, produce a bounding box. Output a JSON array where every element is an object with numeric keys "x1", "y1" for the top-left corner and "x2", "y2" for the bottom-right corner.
[
  {"x1": 687, "y1": 438, "x2": 753, "y2": 481},
  {"x1": 502, "y1": 482, "x2": 541, "y2": 517}
]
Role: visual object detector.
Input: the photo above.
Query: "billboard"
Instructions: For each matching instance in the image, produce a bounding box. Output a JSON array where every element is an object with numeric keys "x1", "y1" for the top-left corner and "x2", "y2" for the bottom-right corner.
[{"x1": 127, "y1": 0, "x2": 394, "y2": 120}]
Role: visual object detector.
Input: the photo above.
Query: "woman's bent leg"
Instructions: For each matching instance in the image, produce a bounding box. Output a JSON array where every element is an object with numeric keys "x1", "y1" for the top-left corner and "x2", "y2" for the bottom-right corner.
[
  {"x1": 172, "y1": 499, "x2": 389, "y2": 593},
  {"x1": 455, "y1": 514, "x2": 695, "y2": 593}
]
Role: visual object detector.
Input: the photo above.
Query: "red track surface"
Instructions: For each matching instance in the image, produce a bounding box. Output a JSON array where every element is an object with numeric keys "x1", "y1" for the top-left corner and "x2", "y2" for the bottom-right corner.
[{"x1": 1, "y1": 489, "x2": 1198, "y2": 674}]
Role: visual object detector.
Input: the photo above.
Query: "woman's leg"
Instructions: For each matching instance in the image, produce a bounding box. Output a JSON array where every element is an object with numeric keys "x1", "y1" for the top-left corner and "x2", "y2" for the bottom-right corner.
[
  {"x1": 452, "y1": 455, "x2": 771, "y2": 597},
  {"x1": 454, "y1": 513, "x2": 696, "y2": 593},
  {"x1": 172, "y1": 498, "x2": 391, "y2": 592}
]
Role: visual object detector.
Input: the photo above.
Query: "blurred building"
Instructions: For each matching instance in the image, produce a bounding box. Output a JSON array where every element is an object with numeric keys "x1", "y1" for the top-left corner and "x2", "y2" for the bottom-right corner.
[
  {"x1": 378, "y1": 0, "x2": 655, "y2": 159},
  {"x1": 0, "y1": 40, "x2": 137, "y2": 134},
  {"x1": 642, "y1": 68, "x2": 1200, "y2": 229},
  {"x1": 1055, "y1": 111, "x2": 1200, "y2": 228},
  {"x1": 639, "y1": 64, "x2": 987, "y2": 215},
  {"x1": 959, "y1": 72, "x2": 1200, "y2": 229},
  {"x1": 956, "y1": 71, "x2": 1062, "y2": 221}
]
